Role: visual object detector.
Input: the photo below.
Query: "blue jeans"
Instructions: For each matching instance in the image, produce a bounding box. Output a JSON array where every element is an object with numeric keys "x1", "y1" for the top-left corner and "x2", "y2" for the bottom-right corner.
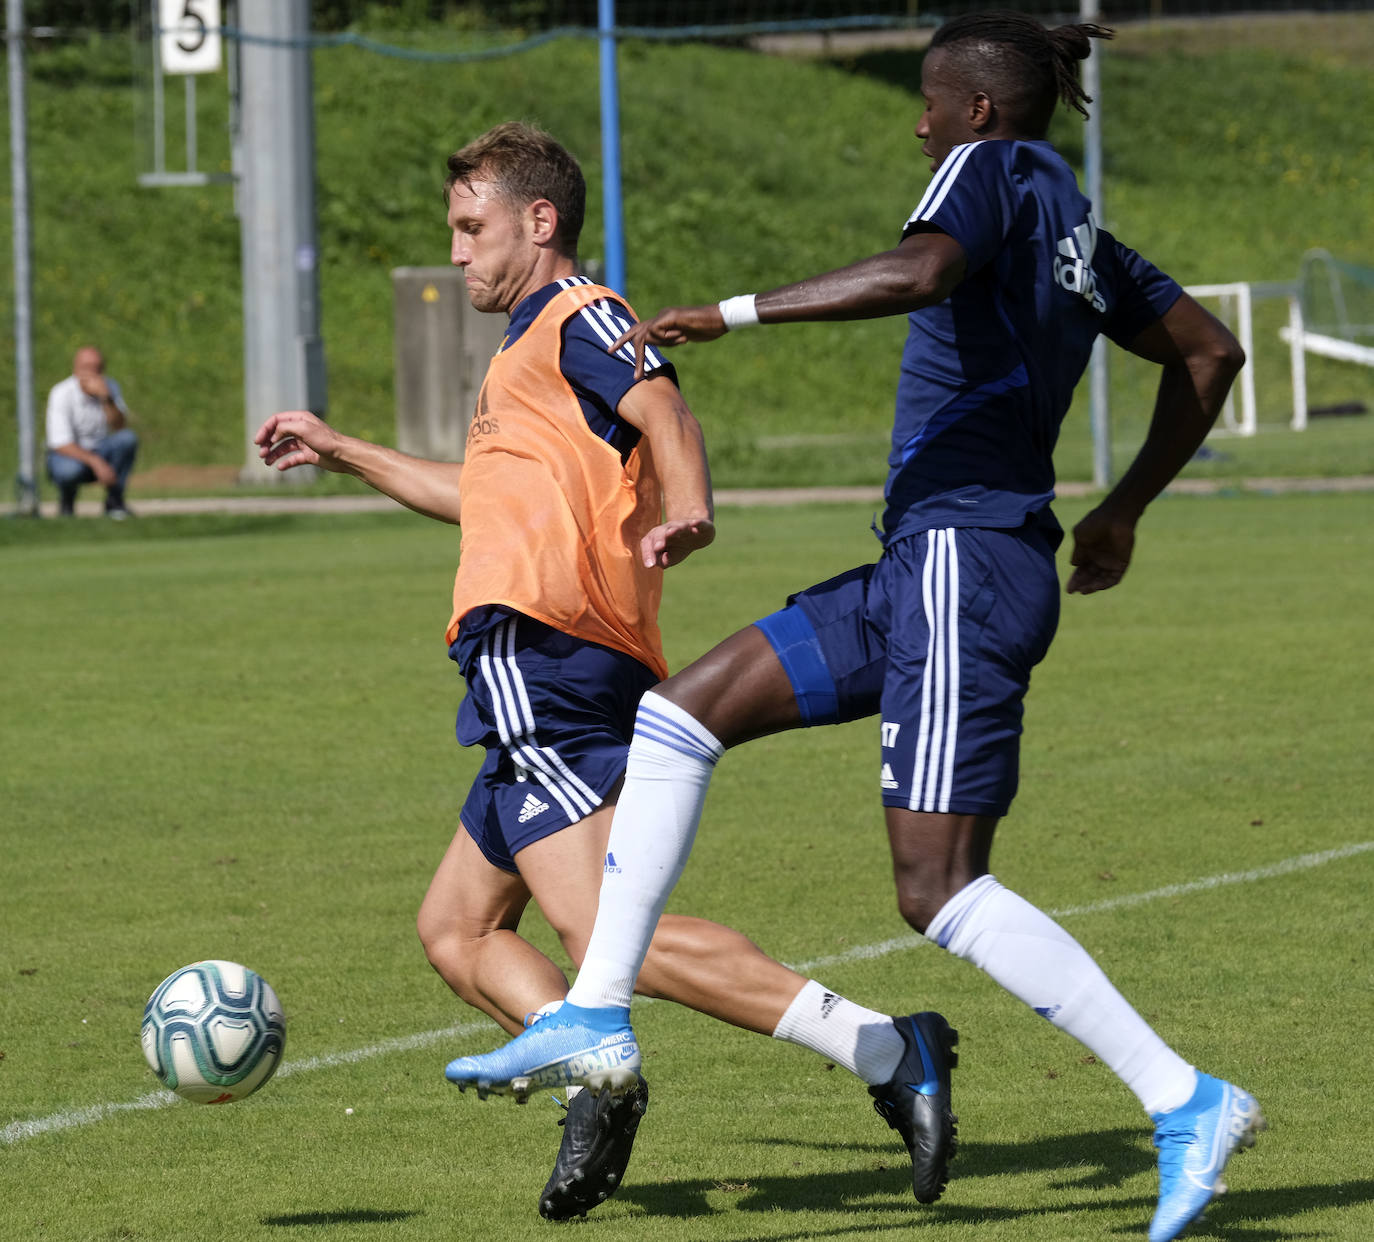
[{"x1": 47, "y1": 428, "x2": 139, "y2": 511}]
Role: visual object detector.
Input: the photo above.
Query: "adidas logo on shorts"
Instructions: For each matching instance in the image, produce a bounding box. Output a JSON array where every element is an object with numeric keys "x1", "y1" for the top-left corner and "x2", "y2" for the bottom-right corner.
[{"x1": 518, "y1": 791, "x2": 550, "y2": 823}]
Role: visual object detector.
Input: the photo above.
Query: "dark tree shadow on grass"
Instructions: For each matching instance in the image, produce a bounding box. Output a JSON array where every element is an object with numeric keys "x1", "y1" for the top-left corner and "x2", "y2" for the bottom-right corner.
[
  {"x1": 619, "y1": 1130, "x2": 1373, "y2": 1242},
  {"x1": 262, "y1": 1209, "x2": 422, "y2": 1227},
  {"x1": 754, "y1": 1124, "x2": 1150, "y2": 1191}
]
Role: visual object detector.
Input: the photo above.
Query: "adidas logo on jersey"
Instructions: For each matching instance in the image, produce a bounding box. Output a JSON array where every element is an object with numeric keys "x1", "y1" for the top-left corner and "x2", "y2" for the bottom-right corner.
[
  {"x1": 603, "y1": 851, "x2": 622, "y2": 875},
  {"x1": 517, "y1": 791, "x2": 550, "y2": 823},
  {"x1": 1054, "y1": 216, "x2": 1107, "y2": 312}
]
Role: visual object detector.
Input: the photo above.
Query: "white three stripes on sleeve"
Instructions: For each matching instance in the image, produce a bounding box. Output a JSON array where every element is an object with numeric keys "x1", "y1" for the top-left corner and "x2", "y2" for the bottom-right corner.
[
  {"x1": 905, "y1": 141, "x2": 984, "y2": 229},
  {"x1": 557, "y1": 276, "x2": 667, "y2": 373}
]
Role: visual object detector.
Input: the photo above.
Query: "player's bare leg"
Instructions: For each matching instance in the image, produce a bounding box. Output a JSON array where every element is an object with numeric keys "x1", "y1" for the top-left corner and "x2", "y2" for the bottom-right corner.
[
  {"x1": 445, "y1": 625, "x2": 961, "y2": 1203},
  {"x1": 892, "y1": 807, "x2": 1261, "y2": 1238},
  {"x1": 658, "y1": 623, "x2": 808, "y2": 746},
  {"x1": 518, "y1": 807, "x2": 807, "y2": 1035},
  {"x1": 513, "y1": 803, "x2": 806, "y2": 1220},
  {"x1": 883, "y1": 808, "x2": 996, "y2": 935},
  {"x1": 443, "y1": 629, "x2": 809, "y2": 1100},
  {"x1": 416, "y1": 827, "x2": 566, "y2": 1035}
]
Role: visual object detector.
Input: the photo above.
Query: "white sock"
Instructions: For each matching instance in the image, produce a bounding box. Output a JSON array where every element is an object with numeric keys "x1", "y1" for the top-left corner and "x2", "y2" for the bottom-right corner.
[
  {"x1": 566, "y1": 692, "x2": 723, "y2": 1010},
  {"x1": 772, "y1": 979, "x2": 906, "y2": 1085},
  {"x1": 530, "y1": 999, "x2": 563, "y2": 1023},
  {"x1": 927, "y1": 875, "x2": 1197, "y2": 1115}
]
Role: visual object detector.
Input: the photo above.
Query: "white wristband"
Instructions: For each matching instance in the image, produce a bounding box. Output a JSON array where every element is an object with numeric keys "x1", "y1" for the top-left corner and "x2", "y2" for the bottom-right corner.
[{"x1": 718, "y1": 294, "x2": 760, "y2": 330}]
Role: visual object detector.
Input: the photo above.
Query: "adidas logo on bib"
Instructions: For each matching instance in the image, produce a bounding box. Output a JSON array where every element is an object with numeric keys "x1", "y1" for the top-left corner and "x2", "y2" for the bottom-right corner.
[{"x1": 518, "y1": 791, "x2": 550, "y2": 823}]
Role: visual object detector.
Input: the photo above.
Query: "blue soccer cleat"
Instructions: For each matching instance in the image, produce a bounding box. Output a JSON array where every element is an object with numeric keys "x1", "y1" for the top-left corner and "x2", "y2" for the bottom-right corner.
[
  {"x1": 1149, "y1": 1073, "x2": 1265, "y2": 1242},
  {"x1": 445, "y1": 1002, "x2": 641, "y2": 1103}
]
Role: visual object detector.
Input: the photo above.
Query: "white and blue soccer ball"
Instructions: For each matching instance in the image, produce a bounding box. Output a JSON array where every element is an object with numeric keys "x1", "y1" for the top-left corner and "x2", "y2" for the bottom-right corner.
[{"x1": 141, "y1": 960, "x2": 286, "y2": 1104}]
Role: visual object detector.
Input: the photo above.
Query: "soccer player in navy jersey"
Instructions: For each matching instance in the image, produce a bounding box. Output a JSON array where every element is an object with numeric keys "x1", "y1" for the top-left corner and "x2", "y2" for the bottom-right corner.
[{"x1": 444, "y1": 17, "x2": 1265, "y2": 1241}]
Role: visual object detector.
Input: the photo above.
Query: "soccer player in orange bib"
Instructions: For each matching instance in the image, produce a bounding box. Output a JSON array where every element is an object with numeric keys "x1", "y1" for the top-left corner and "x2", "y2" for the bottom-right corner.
[{"x1": 257, "y1": 124, "x2": 959, "y2": 1219}]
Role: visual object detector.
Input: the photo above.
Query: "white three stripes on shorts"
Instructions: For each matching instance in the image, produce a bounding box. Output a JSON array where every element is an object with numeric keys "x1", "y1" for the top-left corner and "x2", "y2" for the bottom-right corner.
[
  {"x1": 909, "y1": 529, "x2": 961, "y2": 814},
  {"x1": 475, "y1": 617, "x2": 602, "y2": 823}
]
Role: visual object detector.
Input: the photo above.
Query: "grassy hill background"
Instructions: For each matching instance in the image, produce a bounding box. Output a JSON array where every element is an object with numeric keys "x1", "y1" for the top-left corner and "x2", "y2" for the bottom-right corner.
[{"x1": 1, "y1": 13, "x2": 1372, "y2": 497}]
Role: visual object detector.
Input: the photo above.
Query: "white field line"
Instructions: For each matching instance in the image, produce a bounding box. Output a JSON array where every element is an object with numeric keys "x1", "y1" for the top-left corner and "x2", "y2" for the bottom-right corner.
[
  {"x1": 790, "y1": 840, "x2": 1374, "y2": 972},
  {"x1": 5, "y1": 841, "x2": 1371, "y2": 1147},
  {"x1": 0, "y1": 1020, "x2": 493, "y2": 1147}
]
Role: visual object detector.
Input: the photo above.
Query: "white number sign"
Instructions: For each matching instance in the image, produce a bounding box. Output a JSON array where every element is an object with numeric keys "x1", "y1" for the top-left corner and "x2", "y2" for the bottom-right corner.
[{"x1": 159, "y1": 0, "x2": 222, "y2": 75}]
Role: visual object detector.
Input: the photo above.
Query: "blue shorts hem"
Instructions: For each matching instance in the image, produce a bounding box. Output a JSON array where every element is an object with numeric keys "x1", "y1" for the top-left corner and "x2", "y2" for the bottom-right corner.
[
  {"x1": 879, "y1": 794, "x2": 1012, "y2": 818},
  {"x1": 461, "y1": 817, "x2": 522, "y2": 875},
  {"x1": 754, "y1": 608, "x2": 838, "y2": 725}
]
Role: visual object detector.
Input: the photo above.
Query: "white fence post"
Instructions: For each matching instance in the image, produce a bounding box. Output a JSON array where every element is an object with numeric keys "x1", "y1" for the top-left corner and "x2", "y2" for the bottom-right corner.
[
  {"x1": 1287, "y1": 294, "x2": 1308, "y2": 430},
  {"x1": 1186, "y1": 282, "x2": 1257, "y2": 436}
]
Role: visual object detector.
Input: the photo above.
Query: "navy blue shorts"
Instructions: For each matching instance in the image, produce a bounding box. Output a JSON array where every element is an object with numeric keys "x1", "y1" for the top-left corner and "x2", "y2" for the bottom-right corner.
[
  {"x1": 451, "y1": 609, "x2": 658, "y2": 873},
  {"x1": 755, "y1": 525, "x2": 1060, "y2": 817}
]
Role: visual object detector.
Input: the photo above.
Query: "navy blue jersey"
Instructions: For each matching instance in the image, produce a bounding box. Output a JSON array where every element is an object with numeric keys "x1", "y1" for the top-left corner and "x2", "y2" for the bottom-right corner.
[
  {"x1": 504, "y1": 275, "x2": 678, "y2": 465},
  {"x1": 882, "y1": 140, "x2": 1182, "y2": 545}
]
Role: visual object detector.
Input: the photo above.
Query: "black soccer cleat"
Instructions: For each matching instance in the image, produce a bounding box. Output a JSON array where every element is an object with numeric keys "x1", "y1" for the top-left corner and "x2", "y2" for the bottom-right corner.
[
  {"x1": 868, "y1": 1011, "x2": 959, "y2": 1204},
  {"x1": 539, "y1": 1075, "x2": 649, "y2": 1220}
]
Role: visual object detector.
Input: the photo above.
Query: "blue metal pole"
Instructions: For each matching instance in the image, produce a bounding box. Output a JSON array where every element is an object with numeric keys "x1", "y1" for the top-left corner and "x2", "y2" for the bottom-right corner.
[
  {"x1": 1082, "y1": 0, "x2": 1111, "y2": 489},
  {"x1": 597, "y1": 0, "x2": 626, "y2": 294}
]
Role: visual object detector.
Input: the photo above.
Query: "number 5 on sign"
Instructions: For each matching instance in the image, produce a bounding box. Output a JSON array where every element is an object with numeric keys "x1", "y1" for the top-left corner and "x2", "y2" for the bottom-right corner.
[{"x1": 160, "y1": 0, "x2": 222, "y2": 75}]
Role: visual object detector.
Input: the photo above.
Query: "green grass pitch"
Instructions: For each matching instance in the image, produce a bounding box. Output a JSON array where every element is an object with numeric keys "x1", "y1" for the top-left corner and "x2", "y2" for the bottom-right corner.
[{"x1": 2, "y1": 494, "x2": 1373, "y2": 1240}]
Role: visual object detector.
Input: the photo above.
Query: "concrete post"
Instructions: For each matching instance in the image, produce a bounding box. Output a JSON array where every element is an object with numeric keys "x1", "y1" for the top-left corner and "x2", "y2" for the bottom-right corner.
[
  {"x1": 392, "y1": 268, "x2": 506, "y2": 462},
  {"x1": 235, "y1": 0, "x2": 325, "y2": 483}
]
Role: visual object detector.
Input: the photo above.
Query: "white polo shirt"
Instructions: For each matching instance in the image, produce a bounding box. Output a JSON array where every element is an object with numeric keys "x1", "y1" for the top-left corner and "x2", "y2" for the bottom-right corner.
[{"x1": 45, "y1": 374, "x2": 128, "y2": 451}]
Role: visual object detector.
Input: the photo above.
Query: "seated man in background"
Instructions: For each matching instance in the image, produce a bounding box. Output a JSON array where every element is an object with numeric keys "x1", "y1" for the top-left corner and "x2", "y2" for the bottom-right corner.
[{"x1": 45, "y1": 346, "x2": 139, "y2": 518}]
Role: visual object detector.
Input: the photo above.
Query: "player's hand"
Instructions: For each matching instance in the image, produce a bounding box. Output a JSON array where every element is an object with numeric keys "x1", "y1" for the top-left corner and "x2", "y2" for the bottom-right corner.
[
  {"x1": 610, "y1": 305, "x2": 729, "y2": 380},
  {"x1": 79, "y1": 373, "x2": 110, "y2": 400},
  {"x1": 641, "y1": 516, "x2": 716, "y2": 569},
  {"x1": 1066, "y1": 505, "x2": 1136, "y2": 595},
  {"x1": 254, "y1": 409, "x2": 345, "y2": 473},
  {"x1": 91, "y1": 458, "x2": 118, "y2": 487}
]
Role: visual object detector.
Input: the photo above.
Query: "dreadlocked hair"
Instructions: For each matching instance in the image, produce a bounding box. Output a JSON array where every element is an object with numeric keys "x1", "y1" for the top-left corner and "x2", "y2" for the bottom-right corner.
[{"x1": 930, "y1": 11, "x2": 1113, "y2": 133}]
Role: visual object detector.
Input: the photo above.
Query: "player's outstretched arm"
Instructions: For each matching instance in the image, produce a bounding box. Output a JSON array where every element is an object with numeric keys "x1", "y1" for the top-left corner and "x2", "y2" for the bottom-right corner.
[
  {"x1": 608, "y1": 304, "x2": 729, "y2": 380},
  {"x1": 254, "y1": 409, "x2": 464, "y2": 525},
  {"x1": 615, "y1": 376, "x2": 715, "y2": 569},
  {"x1": 1067, "y1": 294, "x2": 1244, "y2": 595},
  {"x1": 610, "y1": 231, "x2": 968, "y2": 378}
]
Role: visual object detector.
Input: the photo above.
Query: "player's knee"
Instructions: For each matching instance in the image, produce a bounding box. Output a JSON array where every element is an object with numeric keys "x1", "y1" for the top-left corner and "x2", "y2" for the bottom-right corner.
[
  {"x1": 648, "y1": 669, "x2": 706, "y2": 718},
  {"x1": 416, "y1": 904, "x2": 467, "y2": 973},
  {"x1": 891, "y1": 862, "x2": 965, "y2": 934},
  {"x1": 415, "y1": 913, "x2": 451, "y2": 975},
  {"x1": 414, "y1": 894, "x2": 443, "y2": 954},
  {"x1": 894, "y1": 882, "x2": 943, "y2": 935},
  {"x1": 416, "y1": 921, "x2": 484, "y2": 1002}
]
